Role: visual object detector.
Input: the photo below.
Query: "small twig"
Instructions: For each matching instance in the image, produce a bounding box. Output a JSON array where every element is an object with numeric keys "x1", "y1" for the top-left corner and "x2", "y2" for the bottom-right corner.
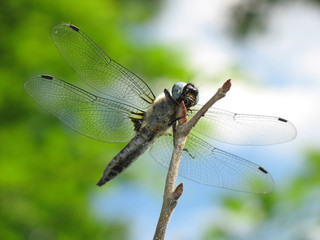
[{"x1": 153, "y1": 80, "x2": 231, "y2": 240}]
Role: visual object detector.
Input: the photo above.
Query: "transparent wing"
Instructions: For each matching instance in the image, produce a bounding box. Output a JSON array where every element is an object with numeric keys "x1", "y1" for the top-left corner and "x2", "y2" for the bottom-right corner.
[
  {"x1": 189, "y1": 105, "x2": 297, "y2": 145},
  {"x1": 25, "y1": 74, "x2": 143, "y2": 143},
  {"x1": 51, "y1": 23, "x2": 155, "y2": 110},
  {"x1": 150, "y1": 133, "x2": 274, "y2": 193}
]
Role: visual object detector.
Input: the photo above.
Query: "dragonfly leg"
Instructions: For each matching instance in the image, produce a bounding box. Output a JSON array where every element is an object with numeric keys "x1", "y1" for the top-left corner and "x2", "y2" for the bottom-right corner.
[
  {"x1": 164, "y1": 89, "x2": 178, "y2": 106},
  {"x1": 183, "y1": 148, "x2": 195, "y2": 159}
]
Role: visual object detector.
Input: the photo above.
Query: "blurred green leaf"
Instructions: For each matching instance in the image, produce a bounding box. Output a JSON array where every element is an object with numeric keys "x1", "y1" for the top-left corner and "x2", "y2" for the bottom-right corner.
[{"x1": 0, "y1": 0, "x2": 190, "y2": 239}]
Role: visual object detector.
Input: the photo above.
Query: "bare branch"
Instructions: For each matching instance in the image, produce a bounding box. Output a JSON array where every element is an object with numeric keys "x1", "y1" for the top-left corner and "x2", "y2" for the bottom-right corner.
[{"x1": 153, "y1": 80, "x2": 232, "y2": 240}]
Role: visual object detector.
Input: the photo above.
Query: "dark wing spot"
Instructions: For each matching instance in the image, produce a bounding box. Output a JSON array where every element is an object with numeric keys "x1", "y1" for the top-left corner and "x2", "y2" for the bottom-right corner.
[
  {"x1": 278, "y1": 117, "x2": 288, "y2": 123},
  {"x1": 41, "y1": 74, "x2": 53, "y2": 80},
  {"x1": 258, "y1": 166, "x2": 268, "y2": 174},
  {"x1": 69, "y1": 24, "x2": 80, "y2": 32}
]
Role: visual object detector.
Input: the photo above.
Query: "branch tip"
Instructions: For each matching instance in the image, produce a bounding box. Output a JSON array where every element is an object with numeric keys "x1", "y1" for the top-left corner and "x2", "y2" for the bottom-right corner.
[{"x1": 222, "y1": 79, "x2": 231, "y2": 92}]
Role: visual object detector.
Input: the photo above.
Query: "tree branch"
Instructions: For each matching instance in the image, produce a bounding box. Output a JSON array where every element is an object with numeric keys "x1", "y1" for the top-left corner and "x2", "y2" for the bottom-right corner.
[{"x1": 153, "y1": 79, "x2": 231, "y2": 240}]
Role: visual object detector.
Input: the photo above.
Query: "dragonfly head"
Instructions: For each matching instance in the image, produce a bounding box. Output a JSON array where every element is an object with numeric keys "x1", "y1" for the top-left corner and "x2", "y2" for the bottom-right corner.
[{"x1": 172, "y1": 82, "x2": 199, "y2": 109}]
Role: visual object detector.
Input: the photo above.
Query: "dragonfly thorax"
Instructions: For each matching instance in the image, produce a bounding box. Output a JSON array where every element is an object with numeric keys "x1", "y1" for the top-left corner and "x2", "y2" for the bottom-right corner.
[{"x1": 142, "y1": 93, "x2": 178, "y2": 133}]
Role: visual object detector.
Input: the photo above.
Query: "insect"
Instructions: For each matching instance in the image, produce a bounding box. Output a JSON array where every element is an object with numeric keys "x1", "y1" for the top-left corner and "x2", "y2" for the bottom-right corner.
[{"x1": 25, "y1": 23, "x2": 297, "y2": 193}]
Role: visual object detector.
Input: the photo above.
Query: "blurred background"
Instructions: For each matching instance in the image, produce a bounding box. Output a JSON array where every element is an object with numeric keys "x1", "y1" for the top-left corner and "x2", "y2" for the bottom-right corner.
[{"x1": 1, "y1": 0, "x2": 320, "y2": 239}]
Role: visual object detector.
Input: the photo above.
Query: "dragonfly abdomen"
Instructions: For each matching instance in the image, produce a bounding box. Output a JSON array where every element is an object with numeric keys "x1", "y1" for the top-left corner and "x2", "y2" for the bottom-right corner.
[{"x1": 96, "y1": 127, "x2": 157, "y2": 186}]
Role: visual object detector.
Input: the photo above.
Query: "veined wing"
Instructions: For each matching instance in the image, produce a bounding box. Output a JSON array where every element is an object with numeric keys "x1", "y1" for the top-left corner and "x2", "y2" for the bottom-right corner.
[
  {"x1": 150, "y1": 133, "x2": 274, "y2": 193},
  {"x1": 189, "y1": 105, "x2": 297, "y2": 145},
  {"x1": 51, "y1": 23, "x2": 155, "y2": 110},
  {"x1": 25, "y1": 75, "x2": 143, "y2": 143}
]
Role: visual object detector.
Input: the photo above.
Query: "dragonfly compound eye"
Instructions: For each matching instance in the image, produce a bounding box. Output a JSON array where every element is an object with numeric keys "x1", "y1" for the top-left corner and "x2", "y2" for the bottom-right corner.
[{"x1": 172, "y1": 82, "x2": 187, "y2": 99}]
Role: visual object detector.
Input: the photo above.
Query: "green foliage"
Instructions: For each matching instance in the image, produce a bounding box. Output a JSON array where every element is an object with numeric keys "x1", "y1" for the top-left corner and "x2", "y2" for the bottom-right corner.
[{"x1": 0, "y1": 0, "x2": 189, "y2": 239}]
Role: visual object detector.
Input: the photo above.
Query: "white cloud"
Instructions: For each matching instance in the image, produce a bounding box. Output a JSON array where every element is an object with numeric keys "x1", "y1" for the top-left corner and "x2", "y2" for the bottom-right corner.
[{"x1": 238, "y1": 1, "x2": 320, "y2": 87}]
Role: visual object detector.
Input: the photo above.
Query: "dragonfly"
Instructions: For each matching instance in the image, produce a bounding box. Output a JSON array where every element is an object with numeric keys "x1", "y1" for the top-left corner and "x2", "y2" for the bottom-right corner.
[{"x1": 25, "y1": 23, "x2": 297, "y2": 194}]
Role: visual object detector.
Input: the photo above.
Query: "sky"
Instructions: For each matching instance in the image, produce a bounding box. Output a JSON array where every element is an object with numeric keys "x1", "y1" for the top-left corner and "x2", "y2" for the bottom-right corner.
[{"x1": 94, "y1": 0, "x2": 320, "y2": 239}]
